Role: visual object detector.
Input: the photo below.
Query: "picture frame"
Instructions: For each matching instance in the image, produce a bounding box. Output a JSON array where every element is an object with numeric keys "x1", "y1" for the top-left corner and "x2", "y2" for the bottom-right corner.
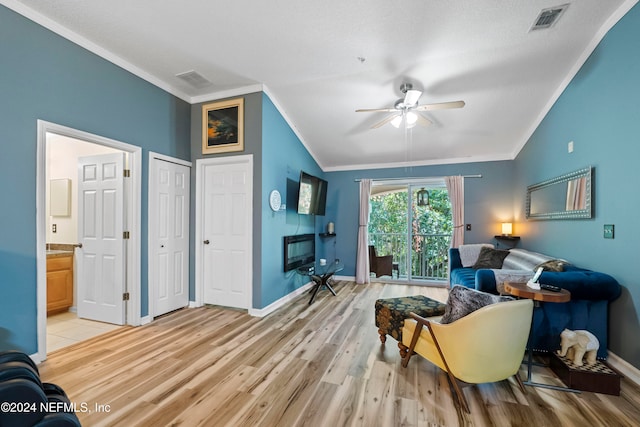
[{"x1": 202, "y1": 97, "x2": 244, "y2": 154}]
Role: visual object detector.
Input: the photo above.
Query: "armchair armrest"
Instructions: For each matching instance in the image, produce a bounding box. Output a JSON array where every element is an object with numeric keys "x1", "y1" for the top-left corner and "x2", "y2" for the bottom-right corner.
[
  {"x1": 475, "y1": 269, "x2": 498, "y2": 294},
  {"x1": 539, "y1": 268, "x2": 621, "y2": 301},
  {"x1": 401, "y1": 312, "x2": 445, "y2": 370},
  {"x1": 449, "y1": 248, "x2": 463, "y2": 270}
]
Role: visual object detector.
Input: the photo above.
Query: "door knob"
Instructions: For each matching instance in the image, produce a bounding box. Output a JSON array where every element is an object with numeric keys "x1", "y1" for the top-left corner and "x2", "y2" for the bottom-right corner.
[
  {"x1": 203, "y1": 240, "x2": 210, "y2": 245},
  {"x1": 160, "y1": 244, "x2": 165, "y2": 248}
]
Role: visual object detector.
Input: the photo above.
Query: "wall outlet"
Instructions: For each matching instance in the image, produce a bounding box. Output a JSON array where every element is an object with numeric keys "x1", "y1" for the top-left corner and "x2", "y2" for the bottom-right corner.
[
  {"x1": 466, "y1": 224, "x2": 472, "y2": 231},
  {"x1": 568, "y1": 141, "x2": 574, "y2": 153},
  {"x1": 52, "y1": 224, "x2": 57, "y2": 233},
  {"x1": 603, "y1": 224, "x2": 614, "y2": 239}
]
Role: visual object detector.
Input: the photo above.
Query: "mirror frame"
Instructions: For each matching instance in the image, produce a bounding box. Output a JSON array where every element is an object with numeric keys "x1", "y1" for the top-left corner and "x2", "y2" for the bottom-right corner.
[{"x1": 526, "y1": 166, "x2": 593, "y2": 220}]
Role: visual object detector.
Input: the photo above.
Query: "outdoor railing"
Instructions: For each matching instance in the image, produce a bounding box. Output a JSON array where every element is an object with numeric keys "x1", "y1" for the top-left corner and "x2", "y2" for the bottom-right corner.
[{"x1": 369, "y1": 232, "x2": 451, "y2": 281}]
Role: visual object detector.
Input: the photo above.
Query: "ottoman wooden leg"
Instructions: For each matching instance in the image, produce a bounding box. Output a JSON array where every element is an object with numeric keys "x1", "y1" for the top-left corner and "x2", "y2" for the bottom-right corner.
[
  {"x1": 378, "y1": 329, "x2": 387, "y2": 344},
  {"x1": 398, "y1": 342, "x2": 409, "y2": 358}
]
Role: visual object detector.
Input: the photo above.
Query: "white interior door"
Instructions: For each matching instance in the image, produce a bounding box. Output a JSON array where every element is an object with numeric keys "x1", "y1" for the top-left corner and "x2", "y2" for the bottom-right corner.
[
  {"x1": 201, "y1": 160, "x2": 252, "y2": 309},
  {"x1": 150, "y1": 157, "x2": 190, "y2": 317},
  {"x1": 77, "y1": 153, "x2": 125, "y2": 325}
]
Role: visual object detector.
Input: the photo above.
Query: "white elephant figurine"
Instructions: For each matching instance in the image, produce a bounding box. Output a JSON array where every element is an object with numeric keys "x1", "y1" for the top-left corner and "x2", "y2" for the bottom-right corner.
[{"x1": 557, "y1": 328, "x2": 599, "y2": 367}]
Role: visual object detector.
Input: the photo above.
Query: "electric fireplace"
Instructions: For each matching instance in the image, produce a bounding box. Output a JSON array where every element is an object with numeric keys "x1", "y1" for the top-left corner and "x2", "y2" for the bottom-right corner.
[{"x1": 283, "y1": 234, "x2": 315, "y2": 272}]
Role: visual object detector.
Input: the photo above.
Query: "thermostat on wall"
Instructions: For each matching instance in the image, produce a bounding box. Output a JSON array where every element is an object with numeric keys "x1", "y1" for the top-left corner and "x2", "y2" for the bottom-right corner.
[{"x1": 269, "y1": 190, "x2": 282, "y2": 212}]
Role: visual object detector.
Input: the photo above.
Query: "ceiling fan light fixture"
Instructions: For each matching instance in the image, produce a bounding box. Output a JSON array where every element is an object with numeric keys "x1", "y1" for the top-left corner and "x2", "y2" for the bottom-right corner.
[
  {"x1": 406, "y1": 111, "x2": 418, "y2": 126},
  {"x1": 391, "y1": 115, "x2": 403, "y2": 128}
]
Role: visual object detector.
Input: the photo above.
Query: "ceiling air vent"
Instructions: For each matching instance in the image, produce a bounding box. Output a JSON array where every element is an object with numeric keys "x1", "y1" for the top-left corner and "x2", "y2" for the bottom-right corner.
[
  {"x1": 530, "y1": 4, "x2": 569, "y2": 31},
  {"x1": 175, "y1": 70, "x2": 212, "y2": 88}
]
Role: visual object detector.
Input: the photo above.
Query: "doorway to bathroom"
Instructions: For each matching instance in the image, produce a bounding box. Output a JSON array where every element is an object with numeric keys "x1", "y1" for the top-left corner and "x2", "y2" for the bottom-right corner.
[{"x1": 36, "y1": 121, "x2": 142, "y2": 360}]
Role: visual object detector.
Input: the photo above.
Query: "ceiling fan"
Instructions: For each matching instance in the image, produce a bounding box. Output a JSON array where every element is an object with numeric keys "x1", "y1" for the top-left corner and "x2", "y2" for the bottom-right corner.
[{"x1": 356, "y1": 83, "x2": 465, "y2": 129}]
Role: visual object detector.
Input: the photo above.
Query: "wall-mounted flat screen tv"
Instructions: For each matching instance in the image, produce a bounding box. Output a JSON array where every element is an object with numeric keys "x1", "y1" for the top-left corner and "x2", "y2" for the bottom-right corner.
[{"x1": 297, "y1": 171, "x2": 327, "y2": 216}]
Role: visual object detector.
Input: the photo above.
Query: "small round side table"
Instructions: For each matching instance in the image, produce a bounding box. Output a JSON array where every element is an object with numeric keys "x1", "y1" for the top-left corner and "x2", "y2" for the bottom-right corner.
[{"x1": 503, "y1": 281, "x2": 578, "y2": 393}]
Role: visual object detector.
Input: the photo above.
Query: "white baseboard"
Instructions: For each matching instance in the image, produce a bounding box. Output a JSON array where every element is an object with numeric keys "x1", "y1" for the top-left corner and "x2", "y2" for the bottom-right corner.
[
  {"x1": 139, "y1": 315, "x2": 151, "y2": 326},
  {"x1": 189, "y1": 301, "x2": 202, "y2": 308},
  {"x1": 334, "y1": 275, "x2": 355, "y2": 281},
  {"x1": 608, "y1": 351, "x2": 640, "y2": 386},
  {"x1": 248, "y1": 281, "x2": 315, "y2": 317},
  {"x1": 29, "y1": 352, "x2": 42, "y2": 365}
]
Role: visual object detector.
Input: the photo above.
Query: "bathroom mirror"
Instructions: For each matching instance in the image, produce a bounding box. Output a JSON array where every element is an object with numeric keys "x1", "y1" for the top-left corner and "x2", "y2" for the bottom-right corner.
[
  {"x1": 526, "y1": 167, "x2": 593, "y2": 220},
  {"x1": 50, "y1": 178, "x2": 71, "y2": 217}
]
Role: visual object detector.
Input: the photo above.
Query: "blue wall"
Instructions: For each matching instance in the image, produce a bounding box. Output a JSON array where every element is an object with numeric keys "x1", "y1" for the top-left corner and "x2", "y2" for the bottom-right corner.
[
  {"x1": 0, "y1": 6, "x2": 191, "y2": 354},
  {"x1": 326, "y1": 161, "x2": 515, "y2": 277},
  {"x1": 513, "y1": 3, "x2": 640, "y2": 368},
  {"x1": 260, "y1": 94, "x2": 325, "y2": 307}
]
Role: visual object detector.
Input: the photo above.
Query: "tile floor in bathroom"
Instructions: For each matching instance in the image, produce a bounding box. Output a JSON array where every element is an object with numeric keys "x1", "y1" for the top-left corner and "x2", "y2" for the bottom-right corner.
[{"x1": 47, "y1": 311, "x2": 123, "y2": 352}]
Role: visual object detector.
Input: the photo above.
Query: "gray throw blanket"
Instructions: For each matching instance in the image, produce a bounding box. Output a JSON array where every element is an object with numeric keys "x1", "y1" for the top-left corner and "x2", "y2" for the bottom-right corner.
[
  {"x1": 458, "y1": 243, "x2": 494, "y2": 267},
  {"x1": 502, "y1": 248, "x2": 561, "y2": 271}
]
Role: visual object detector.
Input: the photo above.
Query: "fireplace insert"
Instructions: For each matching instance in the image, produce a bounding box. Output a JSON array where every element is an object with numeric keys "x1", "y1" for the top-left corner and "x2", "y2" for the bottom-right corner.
[{"x1": 283, "y1": 234, "x2": 315, "y2": 272}]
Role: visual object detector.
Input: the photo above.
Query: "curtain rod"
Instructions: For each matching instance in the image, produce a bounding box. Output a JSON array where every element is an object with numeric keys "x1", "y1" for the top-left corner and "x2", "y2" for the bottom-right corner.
[{"x1": 353, "y1": 174, "x2": 482, "y2": 182}]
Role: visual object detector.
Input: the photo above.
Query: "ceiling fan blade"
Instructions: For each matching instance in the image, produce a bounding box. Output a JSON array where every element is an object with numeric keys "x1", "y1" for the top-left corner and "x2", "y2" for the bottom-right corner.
[
  {"x1": 356, "y1": 107, "x2": 397, "y2": 113},
  {"x1": 371, "y1": 113, "x2": 400, "y2": 129},
  {"x1": 415, "y1": 100, "x2": 465, "y2": 111},
  {"x1": 416, "y1": 113, "x2": 432, "y2": 127},
  {"x1": 404, "y1": 89, "x2": 422, "y2": 106}
]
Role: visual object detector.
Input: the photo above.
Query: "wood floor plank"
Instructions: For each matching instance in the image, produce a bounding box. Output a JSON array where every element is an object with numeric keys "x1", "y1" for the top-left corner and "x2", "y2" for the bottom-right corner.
[{"x1": 38, "y1": 281, "x2": 640, "y2": 426}]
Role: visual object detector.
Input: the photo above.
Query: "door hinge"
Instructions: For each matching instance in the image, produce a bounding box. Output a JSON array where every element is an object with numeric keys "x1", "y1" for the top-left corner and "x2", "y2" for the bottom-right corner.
[
  {"x1": 123, "y1": 292, "x2": 130, "y2": 301},
  {"x1": 123, "y1": 231, "x2": 130, "y2": 239},
  {"x1": 123, "y1": 169, "x2": 131, "y2": 178}
]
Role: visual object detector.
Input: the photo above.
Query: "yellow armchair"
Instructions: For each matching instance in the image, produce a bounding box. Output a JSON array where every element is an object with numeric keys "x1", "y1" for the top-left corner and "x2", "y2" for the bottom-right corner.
[{"x1": 401, "y1": 298, "x2": 533, "y2": 412}]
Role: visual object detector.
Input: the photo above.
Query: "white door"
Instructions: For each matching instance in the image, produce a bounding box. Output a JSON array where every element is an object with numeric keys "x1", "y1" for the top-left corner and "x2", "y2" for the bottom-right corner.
[
  {"x1": 201, "y1": 160, "x2": 252, "y2": 309},
  {"x1": 150, "y1": 157, "x2": 190, "y2": 316},
  {"x1": 77, "y1": 153, "x2": 126, "y2": 325}
]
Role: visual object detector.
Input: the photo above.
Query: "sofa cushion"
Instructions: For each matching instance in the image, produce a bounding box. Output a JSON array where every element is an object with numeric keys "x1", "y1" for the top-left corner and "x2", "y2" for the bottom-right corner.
[
  {"x1": 441, "y1": 285, "x2": 514, "y2": 324},
  {"x1": 473, "y1": 247, "x2": 510, "y2": 269},
  {"x1": 450, "y1": 267, "x2": 476, "y2": 289}
]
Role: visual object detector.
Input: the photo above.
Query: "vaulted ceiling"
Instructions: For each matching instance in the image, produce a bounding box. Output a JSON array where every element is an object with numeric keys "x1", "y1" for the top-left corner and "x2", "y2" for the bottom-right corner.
[{"x1": 6, "y1": 0, "x2": 636, "y2": 170}]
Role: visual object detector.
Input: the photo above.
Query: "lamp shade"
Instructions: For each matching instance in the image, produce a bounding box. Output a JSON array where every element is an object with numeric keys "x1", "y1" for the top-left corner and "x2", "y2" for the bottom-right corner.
[{"x1": 501, "y1": 222, "x2": 513, "y2": 235}]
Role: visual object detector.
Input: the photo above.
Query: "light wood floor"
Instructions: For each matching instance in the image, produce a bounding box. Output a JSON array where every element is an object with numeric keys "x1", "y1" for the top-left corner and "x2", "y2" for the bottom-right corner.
[{"x1": 39, "y1": 281, "x2": 640, "y2": 426}]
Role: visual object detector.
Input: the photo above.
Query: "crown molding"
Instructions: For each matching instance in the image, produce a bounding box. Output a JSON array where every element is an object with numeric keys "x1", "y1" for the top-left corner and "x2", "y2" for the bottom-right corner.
[
  {"x1": 323, "y1": 152, "x2": 513, "y2": 173},
  {"x1": 190, "y1": 84, "x2": 264, "y2": 104}
]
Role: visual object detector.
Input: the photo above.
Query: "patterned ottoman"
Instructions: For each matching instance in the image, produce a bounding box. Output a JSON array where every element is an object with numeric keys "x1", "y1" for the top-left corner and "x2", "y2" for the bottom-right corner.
[{"x1": 375, "y1": 295, "x2": 446, "y2": 357}]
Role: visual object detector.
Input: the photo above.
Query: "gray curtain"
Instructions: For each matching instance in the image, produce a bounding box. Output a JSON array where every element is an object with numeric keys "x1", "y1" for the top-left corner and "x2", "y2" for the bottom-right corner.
[{"x1": 356, "y1": 179, "x2": 372, "y2": 284}]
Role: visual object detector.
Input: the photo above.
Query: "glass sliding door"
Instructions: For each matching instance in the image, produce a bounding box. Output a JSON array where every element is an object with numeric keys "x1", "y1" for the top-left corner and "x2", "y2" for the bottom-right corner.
[
  {"x1": 368, "y1": 179, "x2": 452, "y2": 283},
  {"x1": 408, "y1": 184, "x2": 452, "y2": 280}
]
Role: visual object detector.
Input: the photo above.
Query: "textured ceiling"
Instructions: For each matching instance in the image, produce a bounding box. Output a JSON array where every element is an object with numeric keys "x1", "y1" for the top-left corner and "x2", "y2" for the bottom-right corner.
[{"x1": 6, "y1": 0, "x2": 636, "y2": 170}]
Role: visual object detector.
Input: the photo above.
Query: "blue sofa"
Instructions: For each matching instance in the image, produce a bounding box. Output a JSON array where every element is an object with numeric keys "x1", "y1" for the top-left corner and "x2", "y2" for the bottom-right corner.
[{"x1": 449, "y1": 247, "x2": 621, "y2": 359}]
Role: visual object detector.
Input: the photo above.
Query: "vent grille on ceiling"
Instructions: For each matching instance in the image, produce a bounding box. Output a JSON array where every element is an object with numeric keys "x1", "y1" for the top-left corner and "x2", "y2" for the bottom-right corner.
[
  {"x1": 175, "y1": 70, "x2": 212, "y2": 88},
  {"x1": 531, "y1": 4, "x2": 569, "y2": 31}
]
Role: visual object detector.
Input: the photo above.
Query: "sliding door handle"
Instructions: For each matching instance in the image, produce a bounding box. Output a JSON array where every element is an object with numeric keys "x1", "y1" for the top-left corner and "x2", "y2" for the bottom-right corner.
[{"x1": 203, "y1": 240, "x2": 210, "y2": 245}]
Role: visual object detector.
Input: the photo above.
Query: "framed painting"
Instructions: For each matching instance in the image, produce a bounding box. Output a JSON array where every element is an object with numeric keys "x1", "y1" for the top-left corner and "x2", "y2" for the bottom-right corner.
[{"x1": 202, "y1": 97, "x2": 244, "y2": 154}]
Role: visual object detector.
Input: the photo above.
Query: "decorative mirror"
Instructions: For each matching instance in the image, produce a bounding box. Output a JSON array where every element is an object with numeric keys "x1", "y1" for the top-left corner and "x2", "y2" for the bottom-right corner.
[{"x1": 526, "y1": 166, "x2": 593, "y2": 220}]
